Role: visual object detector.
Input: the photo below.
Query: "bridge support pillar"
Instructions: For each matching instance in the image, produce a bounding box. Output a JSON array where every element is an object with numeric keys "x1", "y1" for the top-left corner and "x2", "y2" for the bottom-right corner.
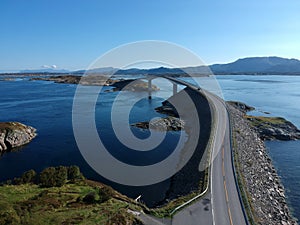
[
  {"x1": 148, "y1": 79, "x2": 152, "y2": 99},
  {"x1": 173, "y1": 83, "x2": 177, "y2": 95}
]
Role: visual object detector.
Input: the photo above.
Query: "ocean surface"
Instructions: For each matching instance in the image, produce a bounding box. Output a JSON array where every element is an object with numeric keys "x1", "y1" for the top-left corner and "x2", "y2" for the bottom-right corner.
[{"x1": 0, "y1": 75, "x2": 299, "y2": 220}]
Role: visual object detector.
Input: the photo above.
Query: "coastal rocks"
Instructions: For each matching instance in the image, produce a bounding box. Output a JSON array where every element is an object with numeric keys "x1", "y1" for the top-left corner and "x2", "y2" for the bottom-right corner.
[
  {"x1": 155, "y1": 101, "x2": 178, "y2": 117},
  {"x1": 227, "y1": 101, "x2": 255, "y2": 112},
  {"x1": 0, "y1": 122, "x2": 37, "y2": 152},
  {"x1": 246, "y1": 116, "x2": 300, "y2": 140},
  {"x1": 31, "y1": 75, "x2": 159, "y2": 92},
  {"x1": 227, "y1": 101, "x2": 300, "y2": 141},
  {"x1": 31, "y1": 75, "x2": 113, "y2": 85},
  {"x1": 111, "y1": 79, "x2": 159, "y2": 92},
  {"x1": 131, "y1": 116, "x2": 184, "y2": 131},
  {"x1": 227, "y1": 103, "x2": 298, "y2": 225}
]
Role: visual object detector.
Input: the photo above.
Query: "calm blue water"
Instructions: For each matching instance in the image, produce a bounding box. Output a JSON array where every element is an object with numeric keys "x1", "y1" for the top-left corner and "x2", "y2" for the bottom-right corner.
[
  {"x1": 0, "y1": 77, "x2": 185, "y2": 206},
  {"x1": 0, "y1": 75, "x2": 299, "y2": 219}
]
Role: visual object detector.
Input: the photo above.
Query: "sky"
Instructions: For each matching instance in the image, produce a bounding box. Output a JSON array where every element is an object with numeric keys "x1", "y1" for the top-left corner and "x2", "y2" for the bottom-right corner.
[{"x1": 0, "y1": 0, "x2": 300, "y2": 71}]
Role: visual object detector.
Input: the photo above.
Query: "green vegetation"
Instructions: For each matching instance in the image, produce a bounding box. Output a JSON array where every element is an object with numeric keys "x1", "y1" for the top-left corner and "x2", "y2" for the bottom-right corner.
[
  {"x1": 149, "y1": 191, "x2": 200, "y2": 218},
  {"x1": 0, "y1": 166, "x2": 142, "y2": 225},
  {"x1": 7, "y1": 166, "x2": 85, "y2": 188},
  {"x1": 245, "y1": 115, "x2": 287, "y2": 127}
]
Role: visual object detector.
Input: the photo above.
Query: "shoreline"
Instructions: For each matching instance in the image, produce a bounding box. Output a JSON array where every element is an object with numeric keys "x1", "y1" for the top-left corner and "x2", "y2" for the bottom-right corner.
[{"x1": 227, "y1": 102, "x2": 298, "y2": 224}]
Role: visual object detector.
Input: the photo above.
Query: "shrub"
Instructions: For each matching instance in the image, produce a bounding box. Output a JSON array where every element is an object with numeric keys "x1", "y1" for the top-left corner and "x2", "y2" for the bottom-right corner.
[
  {"x1": 13, "y1": 177, "x2": 23, "y2": 185},
  {"x1": 39, "y1": 167, "x2": 57, "y2": 187},
  {"x1": 68, "y1": 165, "x2": 84, "y2": 182},
  {"x1": 82, "y1": 191, "x2": 97, "y2": 204},
  {"x1": 55, "y1": 166, "x2": 68, "y2": 187},
  {"x1": 39, "y1": 166, "x2": 68, "y2": 187},
  {"x1": 21, "y1": 170, "x2": 37, "y2": 184},
  {"x1": 98, "y1": 186, "x2": 113, "y2": 203}
]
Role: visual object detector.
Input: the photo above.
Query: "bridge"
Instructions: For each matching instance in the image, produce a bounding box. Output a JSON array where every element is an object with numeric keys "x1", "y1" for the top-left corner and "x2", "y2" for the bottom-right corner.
[{"x1": 138, "y1": 75, "x2": 248, "y2": 225}]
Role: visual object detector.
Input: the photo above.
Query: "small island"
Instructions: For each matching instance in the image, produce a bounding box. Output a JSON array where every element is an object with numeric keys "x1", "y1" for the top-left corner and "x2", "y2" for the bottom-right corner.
[
  {"x1": 31, "y1": 75, "x2": 159, "y2": 92},
  {"x1": 228, "y1": 101, "x2": 300, "y2": 141},
  {"x1": 131, "y1": 116, "x2": 184, "y2": 131},
  {"x1": 0, "y1": 122, "x2": 37, "y2": 152}
]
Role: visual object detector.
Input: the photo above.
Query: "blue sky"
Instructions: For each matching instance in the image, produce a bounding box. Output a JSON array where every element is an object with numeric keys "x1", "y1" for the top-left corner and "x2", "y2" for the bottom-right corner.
[{"x1": 1, "y1": 0, "x2": 300, "y2": 71}]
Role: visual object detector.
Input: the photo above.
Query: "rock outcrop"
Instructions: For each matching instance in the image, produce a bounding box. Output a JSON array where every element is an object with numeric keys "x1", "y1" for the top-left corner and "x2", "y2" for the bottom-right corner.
[
  {"x1": 0, "y1": 122, "x2": 37, "y2": 152},
  {"x1": 31, "y1": 75, "x2": 114, "y2": 85},
  {"x1": 228, "y1": 101, "x2": 300, "y2": 141},
  {"x1": 227, "y1": 101, "x2": 255, "y2": 112},
  {"x1": 131, "y1": 116, "x2": 184, "y2": 131},
  {"x1": 31, "y1": 75, "x2": 159, "y2": 92},
  {"x1": 227, "y1": 103, "x2": 298, "y2": 225},
  {"x1": 246, "y1": 116, "x2": 300, "y2": 140}
]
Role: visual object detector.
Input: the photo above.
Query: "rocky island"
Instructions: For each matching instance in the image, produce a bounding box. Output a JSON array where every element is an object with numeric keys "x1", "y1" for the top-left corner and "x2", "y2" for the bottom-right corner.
[
  {"x1": 31, "y1": 75, "x2": 159, "y2": 92},
  {"x1": 0, "y1": 122, "x2": 37, "y2": 152},
  {"x1": 131, "y1": 116, "x2": 184, "y2": 131},
  {"x1": 228, "y1": 101, "x2": 300, "y2": 141},
  {"x1": 131, "y1": 96, "x2": 183, "y2": 131}
]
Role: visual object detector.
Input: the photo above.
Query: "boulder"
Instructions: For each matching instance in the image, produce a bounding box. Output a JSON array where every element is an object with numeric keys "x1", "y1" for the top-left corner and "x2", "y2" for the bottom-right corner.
[{"x1": 0, "y1": 122, "x2": 37, "y2": 151}]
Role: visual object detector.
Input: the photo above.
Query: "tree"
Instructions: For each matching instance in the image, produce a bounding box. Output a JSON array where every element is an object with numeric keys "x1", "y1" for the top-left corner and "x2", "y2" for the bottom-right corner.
[
  {"x1": 39, "y1": 167, "x2": 56, "y2": 187},
  {"x1": 39, "y1": 166, "x2": 68, "y2": 187},
  {"x1": 68, "y1": 165, "x2": 84, "y2": 182},
  {"x1": 55, "y1": 166, "x2": 68, "y2": 187}
]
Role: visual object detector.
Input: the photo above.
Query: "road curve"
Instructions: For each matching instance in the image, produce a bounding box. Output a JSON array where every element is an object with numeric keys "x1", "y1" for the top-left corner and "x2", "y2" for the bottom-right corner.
[{"x1": 165, "y1": 77, "x2": 248, "y2": 225}]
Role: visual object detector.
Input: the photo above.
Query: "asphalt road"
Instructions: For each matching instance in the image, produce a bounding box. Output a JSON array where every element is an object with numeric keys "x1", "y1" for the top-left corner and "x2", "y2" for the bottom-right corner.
[
  {"x1": 162, "y1": 77, "x2": 248, "y2": 225},
  {"x1": 206, "y1": 91, "x2": 247, "y2": 225}
]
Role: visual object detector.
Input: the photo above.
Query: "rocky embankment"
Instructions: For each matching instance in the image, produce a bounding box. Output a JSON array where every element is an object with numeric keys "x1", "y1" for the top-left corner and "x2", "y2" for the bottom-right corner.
[
  {"x1": 227, "y1": 102, "x2": 298, "y2": 225},
  {"x1": 0, "y1": 122, "x2": 37, "y2": 152},
  {"x1": 31, "y1": 75, "x2": 159, "y2": 92}
]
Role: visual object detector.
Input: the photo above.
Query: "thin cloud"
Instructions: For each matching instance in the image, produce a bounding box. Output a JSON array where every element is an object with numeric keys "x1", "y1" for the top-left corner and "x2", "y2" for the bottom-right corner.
[{"x1": 42, "y1": 65, "x2": 57, "y2": 69}]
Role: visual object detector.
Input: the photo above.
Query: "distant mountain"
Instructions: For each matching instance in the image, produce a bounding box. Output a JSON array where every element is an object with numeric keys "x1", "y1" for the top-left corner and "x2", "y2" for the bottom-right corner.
[
  {"x1": 209, "y1": 57, "x2": 300, "y2": 74},
  {"x1": 80, "y1": 57, "x2": 300, "y2": 76},
  {"x1": 12, "y1": 56, "x2": 300, "y2": 76},
  {"x1": 19, "y1": 68, "x2": 70, "y2": 73},
  {"x1": 115, "y1": 67, "x2": 188, "y2": 75},
  {"x1": 75, "y1": 67, "x2": 118, "y2": 74}
]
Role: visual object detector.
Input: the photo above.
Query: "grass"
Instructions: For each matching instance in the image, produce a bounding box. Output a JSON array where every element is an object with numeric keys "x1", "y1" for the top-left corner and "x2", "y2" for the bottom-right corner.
[
  {"x1": 0, "y1": 182, "x2": 142, "y2": 225},
  {"x1": 245, "y1": 115, "x2": 287, "y2": 127},
  {"x1": 149, "y1": 191, "x2": 201, "y2": 218}
]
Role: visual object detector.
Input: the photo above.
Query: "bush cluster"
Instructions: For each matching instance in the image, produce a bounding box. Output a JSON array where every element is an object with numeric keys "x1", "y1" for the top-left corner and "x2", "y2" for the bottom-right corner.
[
  {"x1": 82, "y1": 186, "x2": 113, "y2": 204},
  {"x1": 3, "y1": 165, "x2": 85, "y2": 187}
]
